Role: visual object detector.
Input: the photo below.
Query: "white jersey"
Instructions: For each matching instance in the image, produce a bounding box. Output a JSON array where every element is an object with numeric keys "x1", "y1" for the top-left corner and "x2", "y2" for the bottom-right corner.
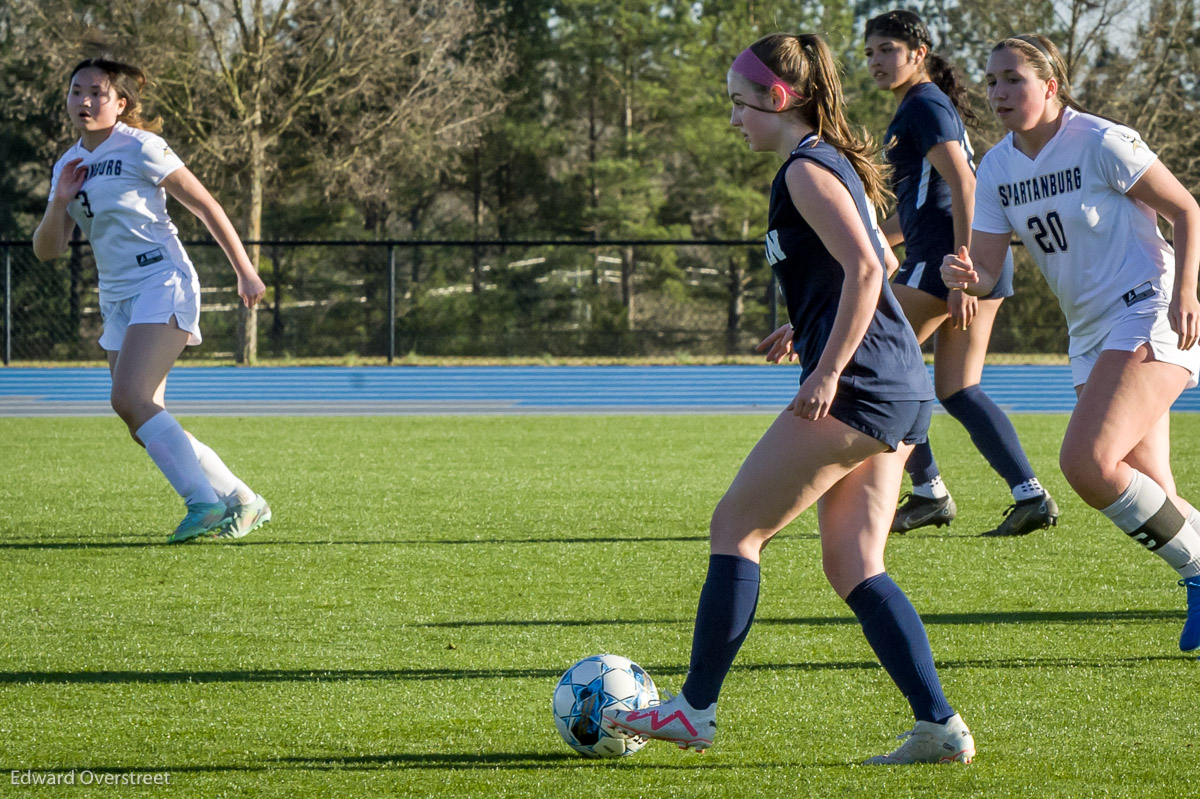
[
  {"x1": 974, "y1": 107, "x2": 1172, "y2": 356},
  {"x1": 49, "y1": 122, "x2": 196, "y2": 301}
]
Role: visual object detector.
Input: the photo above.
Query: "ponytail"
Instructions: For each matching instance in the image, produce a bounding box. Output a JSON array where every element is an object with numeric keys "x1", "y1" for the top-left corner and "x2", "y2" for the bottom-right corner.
[
  {"x1": 749, "y1": 33, "x2": 892, "y2": 208},
  {"x1": 925, "y1": 53, "x2": 978, "y2": 126}
]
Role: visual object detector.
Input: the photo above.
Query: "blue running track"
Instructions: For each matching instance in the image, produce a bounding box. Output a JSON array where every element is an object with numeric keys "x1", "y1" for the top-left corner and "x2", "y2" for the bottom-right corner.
[{"x1": 1, "y1": 365, "x2": 1199, "y2": 416}]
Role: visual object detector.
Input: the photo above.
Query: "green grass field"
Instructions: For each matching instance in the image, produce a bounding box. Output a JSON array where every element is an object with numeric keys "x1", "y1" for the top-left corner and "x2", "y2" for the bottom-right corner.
[{"x1": 2, "y1": 414, "x2": 1197, "y2": 798}]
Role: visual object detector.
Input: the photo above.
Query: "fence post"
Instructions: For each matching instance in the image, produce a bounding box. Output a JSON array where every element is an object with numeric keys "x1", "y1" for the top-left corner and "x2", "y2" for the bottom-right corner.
[
  {"x1": 387, "y1": 244, "x2": 396, "y2": 365},
  {"x1": 3, "y1": 245, "x2": 10, "y2": 366}
]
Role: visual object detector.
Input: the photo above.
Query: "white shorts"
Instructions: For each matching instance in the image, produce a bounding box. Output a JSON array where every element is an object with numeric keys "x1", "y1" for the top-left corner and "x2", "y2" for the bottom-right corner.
[
  {"x1": 1070, "y1": 298, "x2": 1200, "y2": 388},
  {"x1": 98, "y1": 270, "x2": 202, "y2": 352}
]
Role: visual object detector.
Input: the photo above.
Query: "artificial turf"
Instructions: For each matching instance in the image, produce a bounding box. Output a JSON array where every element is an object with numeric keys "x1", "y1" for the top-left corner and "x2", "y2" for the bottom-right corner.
[{"x1": 1, "y1": 414, "x2": 1197, "y2": 797}]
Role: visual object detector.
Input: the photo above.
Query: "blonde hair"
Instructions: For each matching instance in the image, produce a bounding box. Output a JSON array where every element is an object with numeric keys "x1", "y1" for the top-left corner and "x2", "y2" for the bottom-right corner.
[
  {"x1": 992, "y1": 35, "x2": 1087, "y2": 114},
  {"x1": 748, "y1": 33, "x2": 892, "y2": 207},
  {"x1": 69, "y1": 58, "x2": 163, "y2": 133}
]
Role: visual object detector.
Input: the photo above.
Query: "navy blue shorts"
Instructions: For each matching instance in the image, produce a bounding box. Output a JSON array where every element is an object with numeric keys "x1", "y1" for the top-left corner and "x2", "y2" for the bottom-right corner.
[
  {"x1": 828, "y1": 391, "x2": 933, "y2": 451},
  {"x1": 893, "y1": 248, "x2": 1014, "y2": 302}
]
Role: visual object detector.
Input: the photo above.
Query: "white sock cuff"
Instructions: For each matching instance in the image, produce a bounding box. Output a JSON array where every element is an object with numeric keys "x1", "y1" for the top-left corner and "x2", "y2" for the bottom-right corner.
[
  {"x1": 1012, "y1": 478, "x2": 1044, "y2": 502},
  {"x1": 914, "y1": 476, "x2": 948, "y2": 499},
  {"x1": 135, "y1": 410, "x2": 179, "y2": 443},
  {"x1": 1101, "y1": 470, "x2": 1165, "y2": 533},
  {"x1": 1187, "y1": 506, "x2": 1200, "y2": 533}
]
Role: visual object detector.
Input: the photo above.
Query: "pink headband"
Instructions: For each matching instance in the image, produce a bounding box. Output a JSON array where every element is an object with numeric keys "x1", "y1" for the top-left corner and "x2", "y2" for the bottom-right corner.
[{"x1": 731, "y1": 47, "x2": 802, "y2": 99}]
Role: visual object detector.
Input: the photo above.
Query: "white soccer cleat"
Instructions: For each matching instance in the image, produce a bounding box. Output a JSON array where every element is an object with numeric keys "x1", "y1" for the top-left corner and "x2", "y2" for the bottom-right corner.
[
  {"x1": 601, "y1": 690, "x2": 716, "y2": 752},
  {"x1": 216, "y1": 494, "x2": 272, "y2": 539},
  {"x1": 863, "y1": 713, "x2": 975, "y2": 765}
]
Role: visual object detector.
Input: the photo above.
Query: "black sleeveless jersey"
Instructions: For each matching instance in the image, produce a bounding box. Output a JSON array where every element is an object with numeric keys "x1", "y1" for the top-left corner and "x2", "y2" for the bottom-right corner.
[{"x1": 765, "y1": 135, "x2": 933, "y2": 400}]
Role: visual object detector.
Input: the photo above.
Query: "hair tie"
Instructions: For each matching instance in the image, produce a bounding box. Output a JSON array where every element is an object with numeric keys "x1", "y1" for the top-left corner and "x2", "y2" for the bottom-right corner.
[{"x1": 731, "y1": 47, "x2": 803, "y2": 100}]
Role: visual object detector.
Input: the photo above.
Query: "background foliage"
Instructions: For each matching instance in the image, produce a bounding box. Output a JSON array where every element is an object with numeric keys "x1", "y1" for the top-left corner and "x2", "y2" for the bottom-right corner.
[{"x1": 2, "y1": 1, "x2": 1196, "y2": 359}]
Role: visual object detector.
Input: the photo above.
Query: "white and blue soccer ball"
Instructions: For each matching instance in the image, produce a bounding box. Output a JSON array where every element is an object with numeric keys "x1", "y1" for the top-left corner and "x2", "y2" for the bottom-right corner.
[{"x1": 552, "y1": 653, "x2": 659, "y2": 758}]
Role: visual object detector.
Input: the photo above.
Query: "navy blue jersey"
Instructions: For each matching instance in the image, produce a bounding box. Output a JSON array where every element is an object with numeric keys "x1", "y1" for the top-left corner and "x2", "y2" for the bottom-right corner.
[
  {"x1": 765, "y1": 135, "x2": 933, "y2": 401},
  {"x1": 887, "y1": 82, "x2": 1014, "y2": 300},
  {"x1": 886, "y1": 82, "x2": 965, "y2": 264}
]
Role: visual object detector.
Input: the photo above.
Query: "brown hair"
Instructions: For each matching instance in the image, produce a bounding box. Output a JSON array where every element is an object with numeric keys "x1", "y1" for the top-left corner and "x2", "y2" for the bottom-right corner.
[
  {"x1": 69, "y1": 58, "x2": 163, "y2": 133},
  {"x1": 748, "y1": 33, "x2": 892, "y2": 207},
  {"x1": 991, "y1": 35, "x2": 1087, "y2": 114},
  {"x1": 864, "y1": 10, "x2": 978, "y2": 126}
]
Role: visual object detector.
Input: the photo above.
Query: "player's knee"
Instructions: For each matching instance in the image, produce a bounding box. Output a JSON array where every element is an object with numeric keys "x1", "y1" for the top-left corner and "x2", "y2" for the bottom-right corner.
[
  {"x1": 820, "y1": 553, "x2": 864, "y2": 599},
  {"x1": 109, "y1": 388, "x2": 154, "y2": 432},
  {"x1": 709, "y1": 497, "x2": 770, "y2": 554},
  {"x1": 1059, "y1": 443, "x2": 1116, "y2": 496},
  {"x1": 708, "y1": 503, "x2": 742, "y2": 548},
  {"x1": 109, "y1": 387, "x2": 137, "y2": 424}
]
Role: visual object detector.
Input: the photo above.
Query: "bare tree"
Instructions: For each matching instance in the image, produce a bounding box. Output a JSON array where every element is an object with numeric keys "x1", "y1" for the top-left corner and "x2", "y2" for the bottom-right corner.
[
  {"x1": 3, "y1": 0, "x2": 509, "y2": 362},
  {"x1": 153, "y1": 0, "x2": 509, "y2": 361}
]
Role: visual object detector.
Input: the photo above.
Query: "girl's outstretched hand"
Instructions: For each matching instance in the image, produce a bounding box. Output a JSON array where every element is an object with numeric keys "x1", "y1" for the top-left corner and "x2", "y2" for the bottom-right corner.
[
  {"x1": 948, "y1": 287, "x2": 977, "y2": 329},
  {"x1": 756, "y1": 323, "x2": 797, "y2": 364},
  {"x1": 941, "y1": 245, "x2": 978, "y2": 292},
  {"x1": 787, "y1": 370, "x2": 838, "y2": 419},
  {"x1": 54, "y1": 158, "x2": 88, "y2": 204},
  {"x1": 1170, "y1": 291, "x2": 1200, "y2": 350},
  {"x1": 238, "y1": 272, "x2": 267, "y2": 308}
]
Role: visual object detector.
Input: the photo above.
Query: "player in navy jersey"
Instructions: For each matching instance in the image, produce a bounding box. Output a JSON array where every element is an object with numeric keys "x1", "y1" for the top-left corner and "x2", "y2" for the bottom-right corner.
[
  {"x1": 865, "y1": 10, "x2": 1057, "y2": 537},
  {"x1": 32, "y1": 59, "x2": 272, "y2": 544},
  {"x1": 943, "y1": 34, "x2": 1200, "y2": 652},
  {"x1": 603, "y1": 33, "x2": 974, "y2": 765}
]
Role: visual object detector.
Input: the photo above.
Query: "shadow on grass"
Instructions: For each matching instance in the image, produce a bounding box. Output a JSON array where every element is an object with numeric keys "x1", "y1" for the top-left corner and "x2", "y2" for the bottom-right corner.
[
  {"x1": 0, "y1": 652, "x2": 1188, "y2": 685},
  {"x1": 421, "y1": 608, "x2": 1183, "y2": 629},
  {"x1": 274, "y1": 752, "x2": 794, "y2": 770},
  {"x1": 0, "y1": 534, "x2": 709, "y2": 550},
  {"x1": 7, "y1": 753, "x2": 790, "y2": 774}
]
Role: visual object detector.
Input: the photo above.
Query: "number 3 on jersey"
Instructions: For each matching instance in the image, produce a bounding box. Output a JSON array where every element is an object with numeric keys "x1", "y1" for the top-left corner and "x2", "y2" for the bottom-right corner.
[
  {"x1": 75, "y1": 190, "x2": 95, "y2": 219},
  {"x1": 1027, "y1": 211, "x2": 1067, "y2": 254}
]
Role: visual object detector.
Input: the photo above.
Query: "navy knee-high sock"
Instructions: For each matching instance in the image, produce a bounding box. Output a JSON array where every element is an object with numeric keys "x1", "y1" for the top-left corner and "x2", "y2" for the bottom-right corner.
[
  {"x1": 845, "y1": 573, "x2": 954, "y2": 724},
  {"x1": 680, "y1": 554, "x2": 760, "y2": 709},
  {"x1": 904, "y1": 440, "x2": 940, "y2": 485},
  {"x1": 941, "y1": 384, "x2": 1035, "y2": 489}
]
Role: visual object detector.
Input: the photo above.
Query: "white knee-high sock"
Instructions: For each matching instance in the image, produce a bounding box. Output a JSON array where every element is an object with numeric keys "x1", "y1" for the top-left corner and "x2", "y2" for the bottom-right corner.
[
  {"x1": 1101, "y1": 470, "x2": 1200, "y2": 578},
  {"x1": 136, "y1": 411, "x2": 219, "y2": 506},
  {"x1": 1184, "y1": 503, "x2": 1200, "y2": 537},
  {"x1": 187, "y1": 434, "x2": 255, "y2": 506}
]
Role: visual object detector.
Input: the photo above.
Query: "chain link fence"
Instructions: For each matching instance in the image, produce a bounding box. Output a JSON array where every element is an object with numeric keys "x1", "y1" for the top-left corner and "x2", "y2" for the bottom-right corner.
[{"x1": 1, "y1": 239, "x2": 1065, "y2": 363}]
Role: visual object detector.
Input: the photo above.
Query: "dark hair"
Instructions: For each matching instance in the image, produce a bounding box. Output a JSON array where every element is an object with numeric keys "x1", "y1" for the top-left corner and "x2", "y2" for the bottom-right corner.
[
  {"x1": 69, "y1": 58, "x2": 162, "y2": 133},
  {"x1": 748, "y1": 33, "x2": 892, "y2": 208},
  {"x1": 864, "y1": 10, "x2": 977, "y2": 126},
  {"x1": 992, "y1": 35, "x2": 1087, "y2": 114}
]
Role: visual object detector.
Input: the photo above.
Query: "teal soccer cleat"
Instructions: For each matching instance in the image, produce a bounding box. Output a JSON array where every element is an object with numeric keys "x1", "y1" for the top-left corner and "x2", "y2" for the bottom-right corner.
[{"x1": 167, "y1": 501, "x2": 231, "y2": 544}]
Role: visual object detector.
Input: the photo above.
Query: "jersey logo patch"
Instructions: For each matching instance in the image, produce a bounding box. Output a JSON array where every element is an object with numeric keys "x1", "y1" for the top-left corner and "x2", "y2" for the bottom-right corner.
[
  {"x1": 1116, "y1": 131, "x2": 1145, "y2": 154},
  {"x1": 1122, "y1": 281, "x2": 1155, "y2": 306},
  {"x1": 136, "y1": 248, "x2": 164, "y2": 267}
]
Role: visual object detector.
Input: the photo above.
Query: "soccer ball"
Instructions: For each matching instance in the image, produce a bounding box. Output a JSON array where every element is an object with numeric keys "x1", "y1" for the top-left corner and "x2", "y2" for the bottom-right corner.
[{"x1": 552, "y1": 653, "x2": 659, "y2": 758}]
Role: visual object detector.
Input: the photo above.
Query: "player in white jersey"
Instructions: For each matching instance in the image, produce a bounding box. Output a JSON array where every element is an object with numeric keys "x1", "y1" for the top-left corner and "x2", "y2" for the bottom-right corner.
[
  {"x1": 942, "y1": 35, "x2": 1200, "y2": 652},
  {"x1": 32, "y1": 58, "x2": 272, "y2": 544}
]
